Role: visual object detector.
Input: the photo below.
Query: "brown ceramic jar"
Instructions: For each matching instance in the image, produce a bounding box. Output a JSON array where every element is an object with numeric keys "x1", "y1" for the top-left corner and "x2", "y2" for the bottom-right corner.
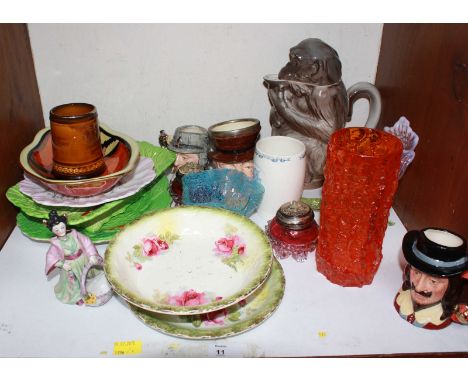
[{"x1": 208, "y1": 118, "x2": 261, "y2": 163}]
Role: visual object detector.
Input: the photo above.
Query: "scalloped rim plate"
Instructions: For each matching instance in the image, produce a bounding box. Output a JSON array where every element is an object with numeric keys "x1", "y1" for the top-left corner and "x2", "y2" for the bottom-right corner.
[
  {"x1": 19, "y1": 157, "x2": 156, "y2": 207},
  {"x1": 104, "y1": 206, "x2": 273, "y2": 315},
  {"x1": 130, "y1": 258, "x2": 285, "y2": 339}
]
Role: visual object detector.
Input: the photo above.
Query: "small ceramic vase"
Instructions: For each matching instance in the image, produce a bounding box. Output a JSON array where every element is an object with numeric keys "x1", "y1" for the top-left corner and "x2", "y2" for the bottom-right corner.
[
  {"x1": 253, "y1": 136, "x2": 306, "y2": 220},
  {"x1": 394, "y1": 228, "x2": 468, "y2": 329}
]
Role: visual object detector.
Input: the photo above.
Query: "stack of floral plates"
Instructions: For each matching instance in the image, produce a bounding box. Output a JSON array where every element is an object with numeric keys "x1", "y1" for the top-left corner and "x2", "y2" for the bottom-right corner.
[
  {"x1": 7, "y1": 132, "x2": 176, "y2": 243},
  {"x1": 104, "y1": 206, "x2": 285, "y2": 339}
]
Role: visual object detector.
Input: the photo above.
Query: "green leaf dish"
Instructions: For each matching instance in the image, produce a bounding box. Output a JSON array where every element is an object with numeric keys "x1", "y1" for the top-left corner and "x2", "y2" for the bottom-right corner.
[
  {"x1": 130, "y1": 258, "x2": 285, "y2": 339},
  {"x1": 16, "y1": 175, "x2": 171, "y2": 243},
  {"x1": 7, "y1": 184, "x2": 117, "y2": 225}
]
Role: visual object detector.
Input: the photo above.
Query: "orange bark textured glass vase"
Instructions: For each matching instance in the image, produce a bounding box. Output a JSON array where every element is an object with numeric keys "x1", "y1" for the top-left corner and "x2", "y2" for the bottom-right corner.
[{"x1": 316, "y1": 128, "x2": 403, "y2": 287}]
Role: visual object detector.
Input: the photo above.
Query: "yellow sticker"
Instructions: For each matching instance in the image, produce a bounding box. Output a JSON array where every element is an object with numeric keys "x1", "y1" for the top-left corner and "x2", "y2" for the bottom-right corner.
[
  {"x1": 318, "y1": 331, "x2": 327, "y2": 338},
  {"x1": 113, "y1": 340, "x2": 143, "y2": 356}
]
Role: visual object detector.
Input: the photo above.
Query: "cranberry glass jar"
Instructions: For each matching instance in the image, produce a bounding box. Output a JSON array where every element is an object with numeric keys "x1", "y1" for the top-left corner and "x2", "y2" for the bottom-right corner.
[
  {"x1": 266, "y1": 200, "x2": 319, "y2": 262},
  {"x1": 169, "y1": 163, "x2": 203, "y2": 205}
]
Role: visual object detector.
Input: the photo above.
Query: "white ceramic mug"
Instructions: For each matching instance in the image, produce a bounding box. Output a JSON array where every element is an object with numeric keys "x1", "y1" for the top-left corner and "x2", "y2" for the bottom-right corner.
[{"x1": 254, "y1": 136, "x2": 306, "y2": 219}]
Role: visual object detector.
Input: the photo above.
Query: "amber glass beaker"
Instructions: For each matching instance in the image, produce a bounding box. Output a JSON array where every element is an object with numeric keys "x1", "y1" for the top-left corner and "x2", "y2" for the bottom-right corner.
[{"x1": 49, "y1": 103, "x2": 106, "y2": 180}]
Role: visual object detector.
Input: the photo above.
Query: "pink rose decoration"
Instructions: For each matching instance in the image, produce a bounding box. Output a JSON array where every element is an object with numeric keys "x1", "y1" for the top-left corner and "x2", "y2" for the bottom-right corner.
[
  {"x1": 157, "y1": 239, "x2": 169, "y2": 250},
  {"x1": 238, "y1": 299, "x2": 247, "y2": 307},
  {"x1": 214, "y1": 235, "x2": 246, "y2": 256},
  {"x1": 168, "y1": 289, "x2": 207, "y2": 306},
  {"x1": 142, "y1": 235, "x2": 169, "y2": 257},
  {"x1": 200, "y1": 297, "x2": 226, "y2": 326},
  {"x1": 134, "y1": 262, "x2": 142, "y2": 271}
]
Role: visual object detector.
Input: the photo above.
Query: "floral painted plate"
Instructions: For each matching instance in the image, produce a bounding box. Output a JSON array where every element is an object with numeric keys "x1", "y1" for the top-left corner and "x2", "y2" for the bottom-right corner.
[
  {"x1": 104, "y1": 206, "x2": 273, "y2": 315},
  {"x1": 130, "y1": 258, "x2": 285, "y2": 339},
  {"x1": 19, "y1": 157, "x2": 156, "y2": 207}
]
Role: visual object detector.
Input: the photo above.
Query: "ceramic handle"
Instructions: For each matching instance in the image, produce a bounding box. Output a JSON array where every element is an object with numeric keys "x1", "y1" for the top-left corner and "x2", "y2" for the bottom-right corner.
[
  {"x1": 80, "y1": 257, "x2": 103, "y2": 297},
  {"x1": 346, "y1": 82, "x2": 382, "y2": 129}
]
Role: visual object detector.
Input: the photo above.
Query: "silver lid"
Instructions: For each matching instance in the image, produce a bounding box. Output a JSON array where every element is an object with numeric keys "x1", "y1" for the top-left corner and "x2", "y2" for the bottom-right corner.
[{"x1": 275, "y1": 201, "x2": 315, "y2": 230}]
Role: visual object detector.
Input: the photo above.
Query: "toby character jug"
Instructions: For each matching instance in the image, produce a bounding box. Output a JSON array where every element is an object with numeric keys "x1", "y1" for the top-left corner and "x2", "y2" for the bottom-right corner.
[{"x1": 264, "y1": 38, "x2": 382, "y2": 189}]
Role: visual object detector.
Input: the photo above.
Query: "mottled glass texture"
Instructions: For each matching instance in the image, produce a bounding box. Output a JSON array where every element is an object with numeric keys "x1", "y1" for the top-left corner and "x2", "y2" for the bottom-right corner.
[{"x1": 316, "y1": 128, "x2": 403, "y2": 287}]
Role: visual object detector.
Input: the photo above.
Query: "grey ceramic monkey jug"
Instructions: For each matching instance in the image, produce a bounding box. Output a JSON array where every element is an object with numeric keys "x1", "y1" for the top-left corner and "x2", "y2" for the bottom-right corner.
[{"x1": 264, "y1": 38, "x2": 382, "y2": 189}]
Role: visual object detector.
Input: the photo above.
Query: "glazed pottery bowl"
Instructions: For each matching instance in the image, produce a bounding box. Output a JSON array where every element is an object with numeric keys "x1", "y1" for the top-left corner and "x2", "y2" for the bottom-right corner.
[
  {"x1": 182, "y1": 168, "x2": 264, "y2": 216},
  {"x1": 208, "y1": 118, "x2": 261, "y2": 153},
  {"x1": 19, "y1": 156, "x2": 156, "y2": 208},
  {"x1": 19, "y1": 124, "x2": 140, "y2": 197},
  {"x1": 9, "y1": 142, "x2": 175, "y2": 244},
  {"x1": 104, "y1": 206, "x2": 273, "y2": 315}
]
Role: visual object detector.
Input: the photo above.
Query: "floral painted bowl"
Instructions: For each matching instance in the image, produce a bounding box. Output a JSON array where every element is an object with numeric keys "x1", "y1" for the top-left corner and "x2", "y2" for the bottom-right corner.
[
  {"x1": 104, "y1": 206, "x2": 273, "y2": 315},
  {"x1": 19, "y1": 124, "x2": 140, "y2": 197},
  {"x1": 182, "y1": 168, "x2": 264, "y2": 216},
  {"x1": 130, "y1": 258, "x2": 285, "y2": 339}
]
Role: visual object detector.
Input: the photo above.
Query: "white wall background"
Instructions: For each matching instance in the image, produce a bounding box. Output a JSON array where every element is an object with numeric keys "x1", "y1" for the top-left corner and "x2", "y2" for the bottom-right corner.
[{"x1": 28, "y1": 24, "x2": 383, "y2": 143}]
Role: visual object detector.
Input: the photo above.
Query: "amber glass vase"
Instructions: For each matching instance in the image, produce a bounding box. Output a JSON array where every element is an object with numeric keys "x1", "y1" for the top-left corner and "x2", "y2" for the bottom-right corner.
[{"x1": 316, "y1": 128, "x2": 403, "y2": 287}]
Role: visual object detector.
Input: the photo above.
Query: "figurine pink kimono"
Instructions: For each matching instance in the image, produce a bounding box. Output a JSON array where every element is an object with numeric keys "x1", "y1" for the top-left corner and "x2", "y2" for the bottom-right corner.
[
  {"x1": 44, "y1": 210, "x2": 112, "y2": 306},
  {"x1": 394, "y1": 228, "x2": 468, "y2": 329}
]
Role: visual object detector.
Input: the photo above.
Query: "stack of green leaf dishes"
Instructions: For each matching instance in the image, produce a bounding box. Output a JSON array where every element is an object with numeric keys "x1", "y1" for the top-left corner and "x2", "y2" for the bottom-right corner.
[
  {"x1": 104, "y1": 206, "x2": 285, "y2": 339},
  {"x1": 7, "y1": 141, "x2": 176, "y2": 243}
]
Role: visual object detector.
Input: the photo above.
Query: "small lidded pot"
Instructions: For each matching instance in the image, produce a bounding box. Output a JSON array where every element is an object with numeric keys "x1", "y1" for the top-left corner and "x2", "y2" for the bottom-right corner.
[
  {"x1": 208, "y1": 118, "x2": 260, "y2": 178},
  {"x1": 265, "y1": 200, "x2": 319, "y2": 262},
  {"x1": 169, "y1": 162, "x2": 204, "y2": 206}
]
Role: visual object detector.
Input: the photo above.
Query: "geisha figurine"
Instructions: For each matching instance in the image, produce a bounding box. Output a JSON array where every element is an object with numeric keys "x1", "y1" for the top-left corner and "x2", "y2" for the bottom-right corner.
[{"x1": 44, "y1": 210, "x2": 112, "y2": 306}]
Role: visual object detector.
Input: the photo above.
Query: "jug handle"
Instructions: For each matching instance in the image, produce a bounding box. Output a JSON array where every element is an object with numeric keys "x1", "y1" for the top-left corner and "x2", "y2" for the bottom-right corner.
[
  {"x1": 80, "y1": 257, "x2": 103, "y2": 297},
  {"x1": 346, "y1": 82, "x2": 382, "y2": 129}
]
